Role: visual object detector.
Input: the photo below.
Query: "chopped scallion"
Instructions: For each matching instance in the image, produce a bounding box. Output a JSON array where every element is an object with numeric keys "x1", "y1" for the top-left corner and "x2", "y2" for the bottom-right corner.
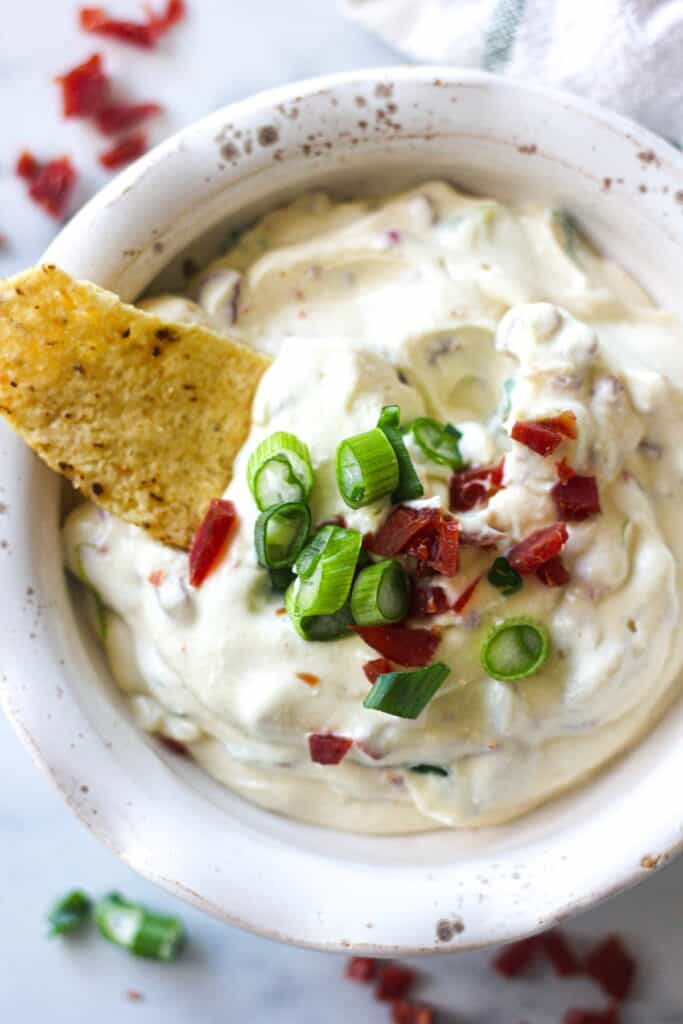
[
  {"x1": 255, "y1": 502, "x2": 311, "y2": 569},
  {"x1": 487, "y1": 556, "x2": 523, "y2": 596},
  {"x1": 350, "y1": 559, "x2": 408, "y2": 626},
  {"x1": 285, "y1": 588, "x2": 353, "y2": 641},
  {"x1": 410, "y1": 417, "x2": 464, "y2": 470},
  {"x1": 409, "y1": 764, "x2": 449, "y2": 777},
  {"x1": 269, "y1": 567, "x2": 295, "y2": 593},
  {"x1": 363, "y1": 661, "x2": 450, "y2": 719},
  {"x1": 481, "y1": 616, "x2": 549, "y2": 682},
  {"x1": 47, "y1": 890, "x2": 92, "y2": 937},
  {"x1": 247, "y1": 432, "x2": 314, "y2": 511},
  {"x1": 94, "y1": 893, "x2": 185, "y2": 962},
  {"x1": 377, "y1": 405, "x2": 424, "y2": 503},
  {"x1": 287, "y1": 525, "x2": 362, "y2": 640},
  {"x1": 336, "y1": 428, "x2": 399, "y2": 508}
]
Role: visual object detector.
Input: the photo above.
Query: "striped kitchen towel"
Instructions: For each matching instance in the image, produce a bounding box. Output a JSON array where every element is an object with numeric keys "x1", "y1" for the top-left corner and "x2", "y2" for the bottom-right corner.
[{"x1": 341, "y1": 0, "x2": 683, "y2": 144}]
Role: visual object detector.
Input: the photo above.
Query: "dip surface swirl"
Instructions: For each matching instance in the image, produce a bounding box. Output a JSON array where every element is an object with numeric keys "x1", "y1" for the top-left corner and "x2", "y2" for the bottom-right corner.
[{"x1": 63, "y1": 182, "x2": 683, "y2": 832}]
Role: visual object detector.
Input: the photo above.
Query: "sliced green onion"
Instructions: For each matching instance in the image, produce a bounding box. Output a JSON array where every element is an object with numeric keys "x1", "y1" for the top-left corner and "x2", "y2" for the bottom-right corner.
[
  {"x1": 487, "y1": 556, "x2": 523, "y2": 596},
  {"x1": 410, "y1": 417, "x2": 464, "y2": 470},
  {"x1": 410, "y1": 764, "x2": 449, "y2": 777},
  {"x1": 285, "y1": 586, "x2": 353, "y2": 641},
  {"x1": 94, "y1": 893, "x2": 185, "y2": 962},
  {"x1": 288, "y1": 525, "x2": 362, "y2": 640},
  {"x1": 269, "y1": 567, "x2": 295, "y2": 593},
  {"x1": 47, "y1": 890, "x2": 92, "y2": 937},
  {"x1": 255, "y1": 502, "x2": 311, "y2": 569},
  {"x1": 363, "y1": 662, "x2": 450, "y2": 719},
  {"x1": 336, "y1": 428, "x2": 399, "y2": 508},
  {"x1": 481, "y1": 616, "x2": 549, "y2": 682},
  {"x1": 350, "y1": 559, "x2": 408, "y2": 626},
  {"x1": 247, "y1": 432, "x2": 314, "y2": 511},
  {"x1": 377, "y1": 405, "x2": 424, "y2": 503}
]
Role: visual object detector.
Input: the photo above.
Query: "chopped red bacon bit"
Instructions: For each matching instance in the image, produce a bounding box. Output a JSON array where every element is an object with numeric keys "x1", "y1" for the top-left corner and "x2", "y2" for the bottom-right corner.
[
  {"x1": 95, "y1": 101, "x2": 162, "y2": 135},
  {"x1": 56, "y1": 53, "x2": 109, "y2": 118},
  {"x1": 308, "y1": 733, "x2": 353, "y2": 765},
  {"x1": 295, "y1": 672, "x2": 319, "y2": 687},
  {"x1": 392, "y1": 1000, "x2": 434, "y2": 1024},
  {"x1": 148, "y1": 569, "x2": 165, "y2": 586},
  {"x1": 449, "y1": 459, "x2": 505, "y2": 512},
  {"x1": 15, "y1": 150, "x2": 41, "y2": 181},
  {"x1": 585, "y1": 935, "x2": 636, "y2": 1002},
  {"x1": 536, "y1": 555, "x2": 570, "y2": 587},
  {"x1": 453, "y1": 575, "x2": 481, "y2": 613},
  {"x1": 98, "y1": 131, "x2": 148, "y2": 170},
  {"x1": 542, "y1": 410, "x2": 578, "y2": 439},
  {"x1": 368, "y1": 506, "x2": 459, "y2": 577},
  {"x1": 563, "y1": 1008, "x2": 621, "y2": 1024},
  {"x1": 492, "y1": 935, "x2": 540, "y2": 977},
  {"x1": 375, "y1": 964, "x2": 416, "y2": 1001},
  {"x1": 428, "y1": 517, "x2": 460, "y2": 576},
  {"x1": 363, "y1": 658, "x2": 393, "y2": 684},
  {"x1": 345, "y1": 956, "x2": 378, "y2": 982},
  {"x1": 79, "y1": 1, "x2": 186, "y2": 48},
  {"x1": 508, "y1": 523, "x2": 568, "y2": 573},
  {"x1": 27, "y1": 157, "x2": 78, "y2": 219},
  {"x1": 553, "y1": 475, "x2": 601, "y2": 521},
  {"x1": 353, "y1": 625, "x2": 440, "y2": 668},
  {"x1": 188, "y1": 498, "x2": 238, "y2": 587},
  {"x1": 541, "y1": 929, "x2": 580, "y2": 976},
  {"x1": 556, "y1": 457, "x2": 576, "y2": 485},
  {"x1": 512, "y1": 420, "x2": 565, "y2": 456},
  {"x1": 410, "y1": 585, "x2": 449, "y2": 617}
]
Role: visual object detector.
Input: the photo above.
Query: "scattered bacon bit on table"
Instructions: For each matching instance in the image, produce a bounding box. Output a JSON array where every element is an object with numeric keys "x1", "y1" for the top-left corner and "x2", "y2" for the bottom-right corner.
[
  {"x1": 492, "y1": 935, "x2": 540, "y2": 977},
  {"x1": 584, "y1": 935, "x2": 636, "y2": 1002},
  {"x1": 95, "y1": 101, "x2": 163, "y2": 135},
  {"x1": 507, "y1": 523, "x2": 568, "y2": 573},
  {"x1": 16, "y1": 154, "x2": 78, "y2": 219},
  {"x1": 345, "y1": 956, "x2": 378, "y2": 982},
  {"x1": 391, "y1": 1000, "x2": 434, "y2": 1024},
  {"x1": 363, "y1": 658, "x2": 393, "y2": 684},
  {"x1": 553, "y1": 475, "x2": 601, "y2": 521},
  {"x1": 188, "y1": 498, "x2": 238, "y2": 587},
  {"x1": 308, "y1": 733, "x2": 353, "y2": 765},
  {"x1": 98, "y1": 130, "x2": 148, "y2": 169},
  {"x1": 368, "y1": 506, "x2": 460, "y2": 577},
  {"x1": 15, "y1": 150, "x2": 41, "y2": 181},
  {"x1": 353, "y1": 625, "x2": 440, "y2": 668},
  {"x1": 375, "y1": 964, "x2": 416, "y2": 1001},
  {"x1": 536, "y1": 555, "x2": 570, "y2": 587},
  {"x1": 410, "y1": 584, "x2": 449, "y2": 617},
  {"x1": 541, "y1": 929, "x2": 581, "y2": 976},
  {"x1": 79, "y1": 0, "x2": 186, "y2": 48},
  {"x1": 453, "y1": 575, "x2": 481, "y2": 613},
  {"x1": 295, "y1": 671, "x2": 319, "y2": 687},
  {"x1": 449, "y1": 459, "x2": 505, "y2": 511},
  {"x1": 563, "y1": 1008, "x2": 621, "y2": 1024},
  {"x1": 56, "y1": 52, "x2": 109, "y2": 117}
]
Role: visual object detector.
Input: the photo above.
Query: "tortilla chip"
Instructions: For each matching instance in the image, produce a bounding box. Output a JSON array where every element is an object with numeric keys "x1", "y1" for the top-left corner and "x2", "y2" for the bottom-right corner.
[{"x1": 0, "y1": 264, "x2": 271, "y2": 548}]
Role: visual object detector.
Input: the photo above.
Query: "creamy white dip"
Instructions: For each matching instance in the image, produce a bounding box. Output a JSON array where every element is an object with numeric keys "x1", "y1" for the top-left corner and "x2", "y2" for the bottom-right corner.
[{"x1": 63, "y1": 183, "x2": 683, "y2": 832}]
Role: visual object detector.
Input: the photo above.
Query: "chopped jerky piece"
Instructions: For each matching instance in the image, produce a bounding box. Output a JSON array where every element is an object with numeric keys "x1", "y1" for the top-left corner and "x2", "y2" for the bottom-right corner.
[
  {"x1": 536, "y1": 555, "x2": 570, "y2": 587},
  {"x1": 369, "y1": 506, "x2": 440, "y2": 559},
  {"x1": 79, "y1": 1, "x2": 186, "y2": 48},
  {"x1": 375, "y1": 964, "x2": 416, "y2": 1001},
  {"x1": 512, "y1": 420, "x2": 565, "y2": 457},
  {"x1": 27, "y1": 157, "x2": 77, "y2": 219},
  {"x1": 15, "y1": 150, "x2": 41, "y2": 181},
  {"x1": 552, "y1": 475, "x2": 601, "y2": 521},
  {"x1": 453, "y1": 575, "x2": 481, "y2": 613},
  {"x1": 95, "y1": 101, "x2": 162, "y2": 135},
  {"x1": 56, "y1": 53, "x2": 109, "y2": 117},
  {"x1": 98, "y1": 131, "x2": 148, "y2": 170},
  {"x1": 363, "y1": 658, "x2": 393, "y2": 684},
  {"x1": 410, "y1": 585, "x2": 449, "y2": 617},
  {"x1": 345, "y1": 956, "x2": 378, "y2": 982},
  {"x1": 541, "y1": 928, "x2": 580, "y2": 976},
  {"x1": 449, "y1": 459, "x2": 504, "y2": 511},
  {"x1": 556, "y1": 457, "x2": 576, "y2": 485},
  {"x1": 508, "y1": 523, "x2": 568, "y2": 573},
  {"x1": 308, "y1": 734, "x2": 353, "y2": 765},
  {"x1": 353, "y1": 625, "x2": 440, "y2": 668},
  {"x1": 392, "y1": 1000, "x2": 434, "y2": 1024},
  {"x1": 368, "y1": 506, "x2": 459, "y2": 577},
  {"x1": 492, "y1": 936, "x2": 540, "y2": 977},
  {"x1": 188, "y1": 499, "x2": 237, "y2": 587},
  {"x1": 585, "y1": 935, "x2": 635, "y2": 1002}
]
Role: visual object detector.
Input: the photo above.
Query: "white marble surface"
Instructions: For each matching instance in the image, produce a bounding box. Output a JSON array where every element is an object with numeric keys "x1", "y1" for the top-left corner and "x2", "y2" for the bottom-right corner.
[{"x1": 1, "y1": 2, "x2": 683, "y2": 1020}]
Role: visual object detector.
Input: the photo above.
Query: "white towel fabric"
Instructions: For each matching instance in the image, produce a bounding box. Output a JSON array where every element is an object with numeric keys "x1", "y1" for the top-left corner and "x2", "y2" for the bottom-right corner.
[{"x1": 341, "y1": 0, "x2": 683, "y2": 145}]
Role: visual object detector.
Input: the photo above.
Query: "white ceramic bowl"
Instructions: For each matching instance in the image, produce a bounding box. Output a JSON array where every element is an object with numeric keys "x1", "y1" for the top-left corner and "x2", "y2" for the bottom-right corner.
[{"x1": 3, "y1": 67, "x2": 683, "y2": 954}]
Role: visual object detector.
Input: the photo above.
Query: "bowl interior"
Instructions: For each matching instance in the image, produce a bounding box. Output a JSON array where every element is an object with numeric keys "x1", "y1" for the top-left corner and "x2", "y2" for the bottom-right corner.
[{"x1": 5, "y1": 69, "x2": 683, "y2": 952}]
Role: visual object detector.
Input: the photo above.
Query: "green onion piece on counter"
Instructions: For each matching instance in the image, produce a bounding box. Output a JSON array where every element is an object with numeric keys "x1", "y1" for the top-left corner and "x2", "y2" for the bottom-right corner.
[
  {"x1": 487, "y1": 556, "x2": 523, "y2": 596},
  {"x1": 481, "y1": 616, "x2": 549, "y2": 682},
  {"x1": 247, "y1": 431, "x2": 314, "y2": 511},
  {"x1": 47, "y1": 890, "x2": 92, "y2": 937},
  {"x1": 269, "y1": 567, "x2": 295, "y2": 593},
  {"x1": 94, "y1": 893, "x2": 185, "y2": 962},
  {"x1": 377, "y1": 405, "x2": 424, "y2": 503},
  {"x1": 336, "y1": 427, "x2": 399, "y2": 508},
  {"x1": 363, "y1": 662, "x2": 450, "y2": 719},
  {"x1": 350, "y1": 559, "x2": 409, "y2": 626},
  {"x1": 255, "y1": 501, "x2": 311, "y2": 569},
  {"x1": 409, "y1": 764, "x2": 449, "y2": 777},
  {"x1": 410, "y1": 417, "x2": 464, "y2": 470},
  {"x1": 287, "y1": 525, "x2": 362, "y2": 640}
]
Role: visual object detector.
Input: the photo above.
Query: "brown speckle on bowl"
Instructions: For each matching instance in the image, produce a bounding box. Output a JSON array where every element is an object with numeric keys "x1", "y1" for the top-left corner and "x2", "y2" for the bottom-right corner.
[
  {"x1": 602, "y1": 177, "x2": 612, "y2": 191},
  {"x1": 258, "y1": 125, "x2": 279, "y2": 147},
  {"x1": 641, "y1": 853, "x2": 661, "y2": 869},
  {"x1": 517, "y1": 143, "x2": 537, "y2": 155},
  {"x1": 436, "y1": 917, "x2": 465, "y2": 941},
  {"x1": 375, "y1": 83, "x2": 393, "y2": 98},
  {"x1": 354, "y1": 96, "x2": 367, "y2": 107},
  {"x1": 221, "y1": 141, "x2": 240, "y2": 162},
  {"x1": 676, "y1": 190, "x2": 683, "y2": 204},
  {"x1": 638, "y1": 149, "x2": 659, "y2": 166}
]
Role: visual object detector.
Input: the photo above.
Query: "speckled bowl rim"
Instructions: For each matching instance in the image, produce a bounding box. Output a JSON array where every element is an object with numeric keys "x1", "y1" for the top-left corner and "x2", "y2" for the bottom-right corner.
[{"x1": 3, "y1": 66, "x2": 683, "y2": 955}]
